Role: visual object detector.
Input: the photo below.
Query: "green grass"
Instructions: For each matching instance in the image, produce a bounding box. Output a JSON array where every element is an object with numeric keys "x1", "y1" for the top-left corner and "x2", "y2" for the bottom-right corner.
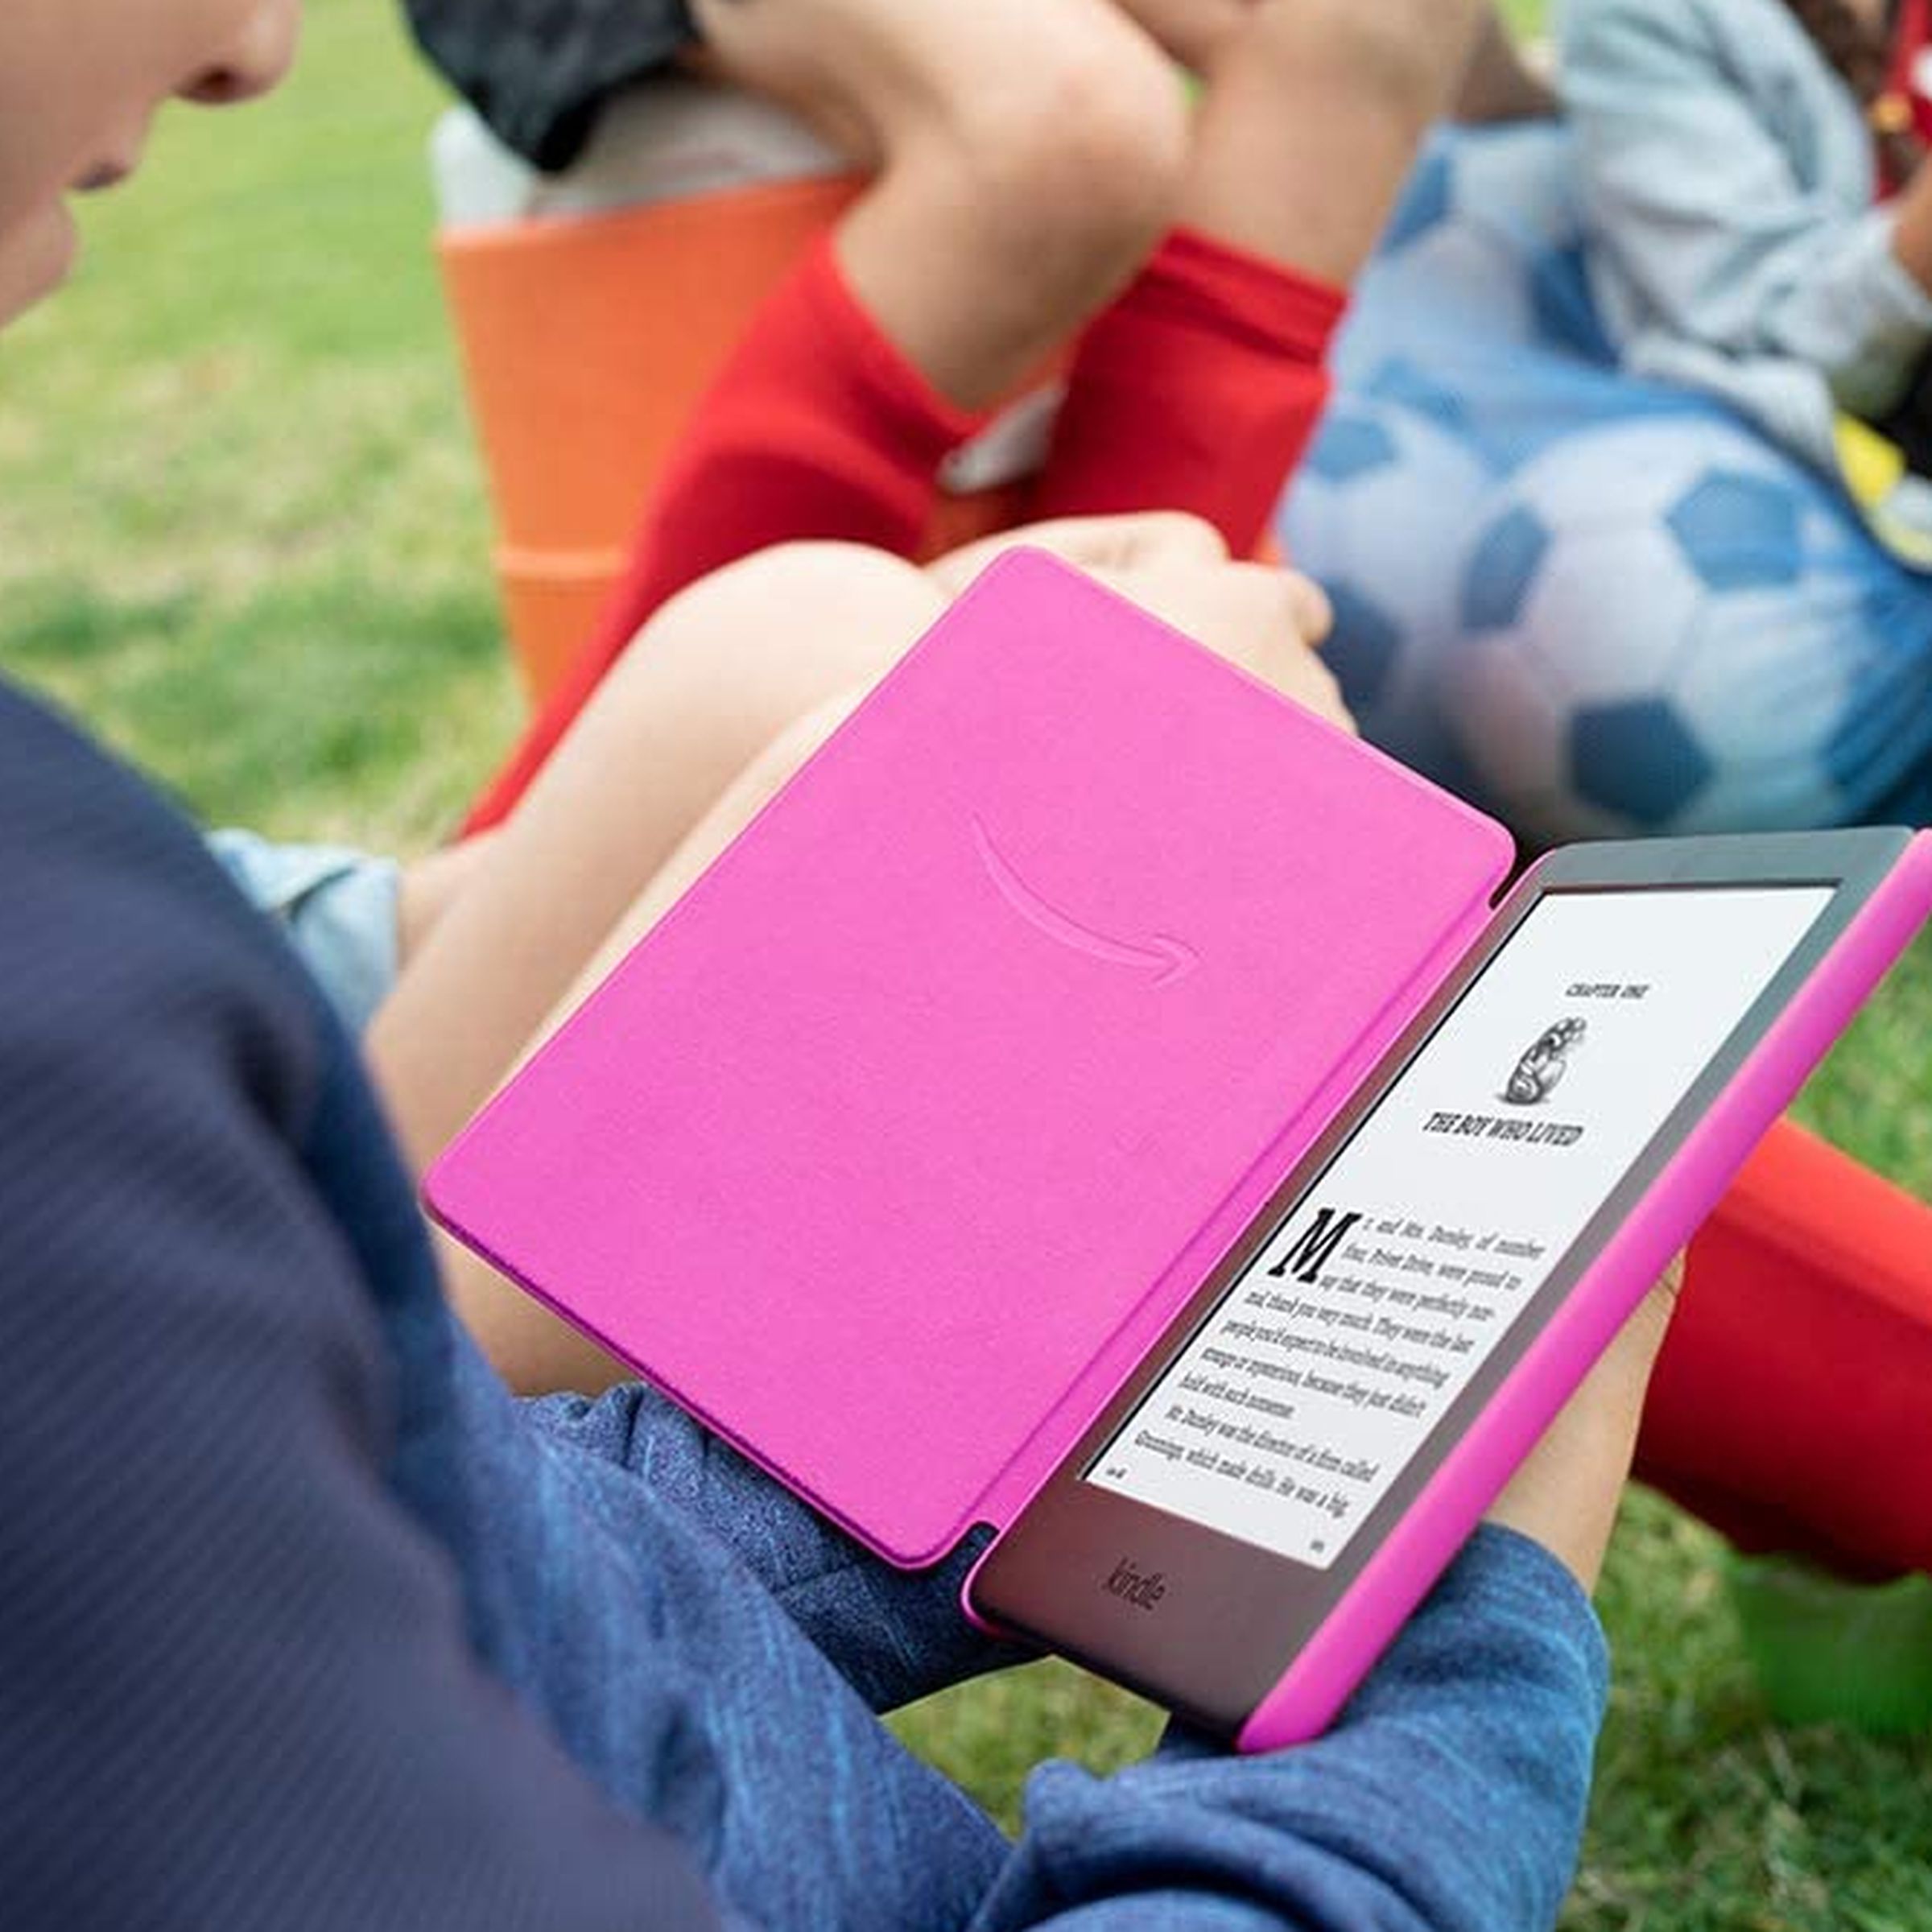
[
  {"x1": 4, "y1": 2, "x2": 1930, "y2": 1924},
  {"x1": 1501, "y1": 0, "x2": 1553, "y2": 39},
  {"x1": 0, "y1": 0, "x2": 514, "y2": 847}
]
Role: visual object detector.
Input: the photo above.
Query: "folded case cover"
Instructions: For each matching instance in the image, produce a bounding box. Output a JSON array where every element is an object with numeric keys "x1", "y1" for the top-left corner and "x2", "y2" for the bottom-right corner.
[{"x1": 427, "y1": 551, "x2": 1517, "y2": 1565}]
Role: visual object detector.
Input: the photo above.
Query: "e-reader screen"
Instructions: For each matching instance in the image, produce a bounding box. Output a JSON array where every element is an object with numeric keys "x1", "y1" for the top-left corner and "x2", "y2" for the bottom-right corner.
[{"x1": 1085, "y1": 884, "x2": 1835, "y2": 1571}]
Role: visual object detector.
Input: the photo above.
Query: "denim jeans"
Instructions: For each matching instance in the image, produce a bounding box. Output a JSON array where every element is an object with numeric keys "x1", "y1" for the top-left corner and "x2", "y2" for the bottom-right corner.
[{"x1": 427, "y1": 1323, "x2": 1610, "y2": 1930}]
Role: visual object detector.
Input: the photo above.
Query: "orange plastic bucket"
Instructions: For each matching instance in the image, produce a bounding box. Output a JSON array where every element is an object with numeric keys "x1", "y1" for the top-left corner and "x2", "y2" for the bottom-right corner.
[
  {"x1": 440, "y1": 175, "x2": 856, "y2": 705},
  {"x1": 440, "y1": 174, "x2": 1052, "y2": 709}
]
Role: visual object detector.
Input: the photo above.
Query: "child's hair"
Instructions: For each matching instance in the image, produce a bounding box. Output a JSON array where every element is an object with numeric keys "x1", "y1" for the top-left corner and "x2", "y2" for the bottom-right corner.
[{"x1": 1779, "y1": 0, "x2": 1925, "y2": 184}]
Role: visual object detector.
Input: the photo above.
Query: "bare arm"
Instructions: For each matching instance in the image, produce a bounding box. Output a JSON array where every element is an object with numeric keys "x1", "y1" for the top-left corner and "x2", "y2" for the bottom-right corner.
[
  {"x1": 1486, "y1": 1256, "x2": 1684, "y2": 1590},
  {"x1": 1565, "y1": 0, "x2": 1932, "y2": 410},
  {"x1": 1889, "y1": 162, "x2": 1932, "y2": 298},
  {"x1": 1451, "y1": 6, "x2": 1558, "y2": 125}
]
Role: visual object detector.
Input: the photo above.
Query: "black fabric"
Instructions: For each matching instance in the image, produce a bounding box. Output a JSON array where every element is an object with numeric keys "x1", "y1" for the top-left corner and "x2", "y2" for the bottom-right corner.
[
  {"x1": 402, "y1": 0, "x2": 700, "y2": 171},
  {"x1": 0, "y1": 676, "x2": 717, "y2": 1931},
  {"x1": 1871, "y1": 348, "x2": 1932, "y2": 476}
]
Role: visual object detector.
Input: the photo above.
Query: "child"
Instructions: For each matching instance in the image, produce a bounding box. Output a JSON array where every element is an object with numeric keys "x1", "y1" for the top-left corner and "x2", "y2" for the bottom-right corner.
[
  {"x1": 0, "y1": 2, "x2": 1678, "y2": 1925},
  {"x1": 1273, "y1": 1, "x2": 1932, "y2": 1722},
  {"x1": 402, "y1": 0, "x2": 1499, "y2": 824},
  {"x1": 1561, "y1": 0, "x2": 1932, "y2": 1720},
  {"x1": 1567, "y1": 0, "x2": 1932, "y2": 564},
  {"x1": 396, "y1": 4, "x2": 1932, "y2": 1665}
]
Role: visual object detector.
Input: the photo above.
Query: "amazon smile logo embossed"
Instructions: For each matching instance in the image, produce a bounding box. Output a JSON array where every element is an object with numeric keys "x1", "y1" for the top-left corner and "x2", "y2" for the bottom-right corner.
[{"x1": 970, "y1": 816, "x2": 1199, "y2": 987}]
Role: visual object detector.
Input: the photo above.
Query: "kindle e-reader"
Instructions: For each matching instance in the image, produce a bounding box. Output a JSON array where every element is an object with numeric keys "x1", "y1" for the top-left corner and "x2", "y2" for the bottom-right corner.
[
  {"x1": 965, "y1": 831, "x2": 1932, "y2": 1748},
  {"x1": 424, "y1": 551, "x2": 1932, "y2": 1749}
]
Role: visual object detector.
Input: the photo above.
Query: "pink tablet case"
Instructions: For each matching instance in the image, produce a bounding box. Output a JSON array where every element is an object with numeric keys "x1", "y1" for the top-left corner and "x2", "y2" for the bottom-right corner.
[
  {"x1": 426, "y1": 549, "x2": 1517, "y2": 1565},
  {"x1": 1231, "y1": 827, "x2": 1932, "y2": 1749}
]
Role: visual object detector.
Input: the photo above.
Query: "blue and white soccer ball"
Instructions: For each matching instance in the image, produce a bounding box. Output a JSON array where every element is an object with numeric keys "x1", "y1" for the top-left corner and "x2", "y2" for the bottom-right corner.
[
  {"x1": 1440, "y1": 418, "x2": 1885, "y2": 846},
  {"x1": 1289, "y1": 400, "x2": 1902, "y2": 847},
  {"x1": 1356, "y1": 125, "x2": 1589, "y2": 358},
  {"x1": 1285, "y1": 120, "x2": 1932, "y2": 844},
  {"x1": 1282, "y1": 398, "x2": 1489, "y2": 740}
]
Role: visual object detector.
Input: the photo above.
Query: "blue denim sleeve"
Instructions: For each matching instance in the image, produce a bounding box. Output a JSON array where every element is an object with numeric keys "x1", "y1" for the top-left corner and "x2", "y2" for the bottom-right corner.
[
  {"x1": 525, "y1": 1380, "x2": 1023, "y2": 1712},
  {"x1": 0, "y1": 686, "x2": 720, "y2": 1932},
  {"x1": 528, "y1": 1376, "x2": 1608, "y2": 1931},
  {"x1": 970, "y1": 1527, "x2": 1608, "y2": 1932}
]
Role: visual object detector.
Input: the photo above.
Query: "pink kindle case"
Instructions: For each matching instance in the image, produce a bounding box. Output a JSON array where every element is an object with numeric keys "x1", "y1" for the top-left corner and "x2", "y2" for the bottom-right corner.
[
  {"x1": 426, "y1": 550, "x2": 1517, "y2": 1566},
  {"x1": 1229, "y1": 824, "x2": 1932, "y2": 1749}
]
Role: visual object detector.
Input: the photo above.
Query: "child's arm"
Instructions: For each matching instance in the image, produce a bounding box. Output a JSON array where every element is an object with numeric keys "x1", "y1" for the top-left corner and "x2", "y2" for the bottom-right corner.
[
  {"x1": 1564, "y1": 0, "x2": 1932, "y2": 419},
  {"x1": 970, "y1": 1266, "x2": 1681, "y2": 1932},
  {"x1": 1452, "y1": 6, "x2": 1558, "y2": 123},
  {"x1": 980, "y1": 1530, "x2": 1605, "y2": 1932}
]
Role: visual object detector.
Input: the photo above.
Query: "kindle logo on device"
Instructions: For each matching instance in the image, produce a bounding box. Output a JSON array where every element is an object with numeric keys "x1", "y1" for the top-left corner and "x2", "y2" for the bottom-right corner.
[{"x1": 1104, "y1": 1558, "x2": 1169, "y2": 1610}]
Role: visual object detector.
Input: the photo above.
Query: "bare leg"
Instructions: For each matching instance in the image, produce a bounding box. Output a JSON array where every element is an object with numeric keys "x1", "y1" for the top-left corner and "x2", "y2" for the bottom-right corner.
[
  {"x1": 394, "y1": 837, "x2": 497, "y2": 971},
  {"x1": 1024, "y1": 0, "x2": 1489, "y2": 547},
  {"x1": 1163, "y1": 0, "x2": 1489, "y2": 282},
  {"x1": 461, "y1": 0, "x2": 1204, "y2": 839},
  {"x1": 1095, "y1": 0, "x2": 1257, "y2": 72},
  {"x1": 1117, "y1": 0, "x2": 1550, "y2": 138},
  {"x1": 368, "y1": 544, "x2": 947, "y2": 1190},
  {"x1": 427, "y1": 694, "x2": 875, "y2": 1395},
  {"x1": 690, "y1": 0, "x2": 1191, "y2": 407},
  {"x1": 385, "y1": 516, "x2": 1340, "y2": 1393}
]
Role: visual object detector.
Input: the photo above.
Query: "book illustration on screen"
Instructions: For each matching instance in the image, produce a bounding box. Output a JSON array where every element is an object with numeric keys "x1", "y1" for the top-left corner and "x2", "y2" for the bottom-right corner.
[{"x1": 1501, "y1": 1014, "x2": 1586, "y2": 1107}]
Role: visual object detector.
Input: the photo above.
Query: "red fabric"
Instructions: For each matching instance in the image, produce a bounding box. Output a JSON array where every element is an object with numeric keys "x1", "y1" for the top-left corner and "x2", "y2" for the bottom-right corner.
[
  {"x1": 1032, "y1": 226, "x2": 1346, "y2": 558},
  {"x1": 1893, "y1": 0, "x2": 1932, "y2": 138},
  {"x1": 463, "y1": 233, "x2": 986, "y2": 832},
  {"x1": 463, "y1": 227, "x2": 1343, "y2": 832},
  {"x1": 1635, "y1": 1117, "x2": 1932, "y2": 1578},
  {"x1": 1880, "y1": 0, "x2": 1932, "y2": 194}
]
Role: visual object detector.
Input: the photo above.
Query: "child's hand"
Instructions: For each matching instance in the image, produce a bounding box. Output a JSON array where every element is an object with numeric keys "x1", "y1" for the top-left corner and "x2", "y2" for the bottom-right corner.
[
  {"x1": 931, "y1": 512, "x2": 1351, "y2": 732},
  {"x1": 1484, "y1": 1256, "x2": 1686, "y2": 1591},
  {"x1": 929, "y1": 508, "x2": 1249, "y2": 592}
]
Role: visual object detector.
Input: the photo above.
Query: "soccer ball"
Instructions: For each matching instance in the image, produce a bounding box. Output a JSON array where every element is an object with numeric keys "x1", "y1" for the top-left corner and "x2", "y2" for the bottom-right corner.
[
  {"x1": 1280, "y1": 395, "x2": 1494, "y2": 791},
  {"x1": 1355, "y1": 125, "x2": 1589, "y2": 360},
  {"x1": 1442, "y1": 417, "x2": 1881, "y2": 846},
  {"x1": 1284, "y1": 120, "x2": 1930, "y2": 844},
  {"x1": 1287, "y1": 393, "x2": 1903, "y2": 846}
]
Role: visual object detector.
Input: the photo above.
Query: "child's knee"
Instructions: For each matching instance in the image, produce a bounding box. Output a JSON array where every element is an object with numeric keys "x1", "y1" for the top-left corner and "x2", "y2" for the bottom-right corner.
[
  {"x1": 620, "y1": 542, "x2": 946, "y2": 727},
  {"x1": 919, "y1": 23, "x2": 1189, "y2": 275}
]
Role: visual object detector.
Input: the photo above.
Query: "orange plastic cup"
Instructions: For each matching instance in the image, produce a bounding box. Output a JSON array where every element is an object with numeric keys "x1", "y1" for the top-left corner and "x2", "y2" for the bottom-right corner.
[
  {"x1": 440, "y1": 175, "x2": 855, "y2": 705},
  {"x1": 440, "y1": 175, "x2": 1050, "y2": 709}
]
